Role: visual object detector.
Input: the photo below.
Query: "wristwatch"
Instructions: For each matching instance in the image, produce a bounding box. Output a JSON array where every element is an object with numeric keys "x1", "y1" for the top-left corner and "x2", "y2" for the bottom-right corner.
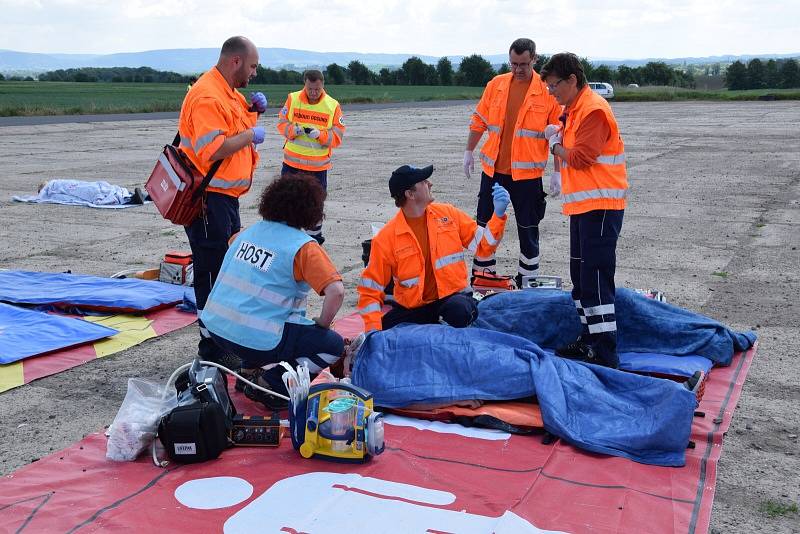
[{"x1": 550, "y1": 142, "x2": 561, "y2": 155}]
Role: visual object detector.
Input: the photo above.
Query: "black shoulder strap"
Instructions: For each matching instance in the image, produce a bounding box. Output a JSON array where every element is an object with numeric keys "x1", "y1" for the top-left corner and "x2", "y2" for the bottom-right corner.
[
  {"x1": 191, "y1": 159, "x2": 224, "y2": 201},
  {"x1": 173, "y1": 131, "x2": 226, "y2": 201}
]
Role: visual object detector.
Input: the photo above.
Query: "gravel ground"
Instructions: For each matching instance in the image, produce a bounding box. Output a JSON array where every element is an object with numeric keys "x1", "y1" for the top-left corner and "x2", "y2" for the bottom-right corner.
[{"x1": 0, "y1": 100, "x2": 798, "y2": 532}]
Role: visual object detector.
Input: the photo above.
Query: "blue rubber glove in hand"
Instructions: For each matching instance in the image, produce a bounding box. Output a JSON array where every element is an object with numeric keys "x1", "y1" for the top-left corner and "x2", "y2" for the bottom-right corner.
[
  {"x1": 252, "y1": 126, "x2": 266, "y2": 145},
  {"x1": 492, "y1": 183, "x2": 511, "y2": 217},
  {"x1": 249, "y1": 92, "x2": 267, "y2": 113}
]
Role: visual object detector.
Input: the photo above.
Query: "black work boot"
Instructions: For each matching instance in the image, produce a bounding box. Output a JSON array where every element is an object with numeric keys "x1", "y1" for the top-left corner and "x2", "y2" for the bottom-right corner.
[
  {"x1": 242, "y1": 371, "x2": 289, "y2": 410},
  {"x1": 555, "y1": 336, "x2": 590, "y2": 358},
  {"x1": 590, "y1": 335, "x2": 620, "y2": 369},
  {"x1": 243, "y1": 384, "x2": 290, "y2": 410},
  {"x1": 555, "y1": 338, "x2": 619, "y2": 369},
  {"x1": 198, "y1": 336, "x2": 241, "y2": 370},
  {"x1": 131, "y1": 187, "x2": 146, "y2": 204},
  {"x1": 235, "y1": 368, "x2": 259, "y2": 393}
]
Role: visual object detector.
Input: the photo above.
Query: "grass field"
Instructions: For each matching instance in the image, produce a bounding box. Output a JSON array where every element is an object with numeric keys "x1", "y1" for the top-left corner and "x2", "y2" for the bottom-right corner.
[
  {"x1": 0, "y1": 82, "x2": 485, "y2": 116},
  {"x1": 614, "y1": 86, "x2": 800, "y2": 101},
  {"x1": 1, "y1": 81, "x2": 798, "y2": 116}
]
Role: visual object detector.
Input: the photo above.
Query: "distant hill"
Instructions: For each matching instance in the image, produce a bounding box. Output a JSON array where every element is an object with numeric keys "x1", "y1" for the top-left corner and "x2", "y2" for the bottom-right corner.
[
  {"x1": 0, "y1": 48, "x2": 451, "y2": 75},
  {"x1": 1, "y1": 47, "x2": 797, "y2": 76}
]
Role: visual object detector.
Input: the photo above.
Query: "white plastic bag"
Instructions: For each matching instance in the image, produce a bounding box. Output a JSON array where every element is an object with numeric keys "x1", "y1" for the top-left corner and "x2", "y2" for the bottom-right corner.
[{"x1": 106, "y1": 378, "x2": 177, "y2": 461}]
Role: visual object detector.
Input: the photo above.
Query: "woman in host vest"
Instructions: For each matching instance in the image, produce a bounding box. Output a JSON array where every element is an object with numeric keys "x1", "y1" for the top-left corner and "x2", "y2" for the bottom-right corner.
[
  {"x1": 200, "y1": 173, "x2": 345, "y2": 408},
  {"x1": 540, "y1": 53, "x2": 629, "y2": 369}
]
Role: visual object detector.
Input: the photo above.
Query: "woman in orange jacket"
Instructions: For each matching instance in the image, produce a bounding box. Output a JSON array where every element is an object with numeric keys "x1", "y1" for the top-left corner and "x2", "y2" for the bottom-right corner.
[{"x1": 540, "y1": 53, "x2": 629, "y2": 369}]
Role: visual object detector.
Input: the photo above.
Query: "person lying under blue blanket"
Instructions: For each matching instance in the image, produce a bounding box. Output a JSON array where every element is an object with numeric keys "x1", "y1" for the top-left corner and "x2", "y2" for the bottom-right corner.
[
  {"x1": 474, "y1": 288, "x2": 757, "y2": 366},
  {"x1": 350, "y1": 323, "x2": 698, "y2": 467},
  {"x1": 347, "y1": 289, "x2": 756, "y2": 466}
]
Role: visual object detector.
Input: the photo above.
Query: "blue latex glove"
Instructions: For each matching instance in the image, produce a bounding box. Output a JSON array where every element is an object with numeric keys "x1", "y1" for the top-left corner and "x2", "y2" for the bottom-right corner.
[
  {"x1": 252, "y1": 126, "x2": 266, "y2": 145},
  {"x1": 249, "y1": 92, "x2": 267, "y2": 113},
  {"x1": 492, "y1": 183, "x2": 510, "y2": 217}
]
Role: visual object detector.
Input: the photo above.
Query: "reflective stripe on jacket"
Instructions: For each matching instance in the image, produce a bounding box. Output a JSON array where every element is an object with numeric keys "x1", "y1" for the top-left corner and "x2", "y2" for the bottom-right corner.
[
  {"x1": 470, "y1": 73, "x2": 561, "y2": 181},
  {"x1": 357, "y1": 203, "x2": 507, "y2": 331},
  {"x1": 177, "y1": 67, "x2": 258, "y2": 198},
  {"x1": 200, "y1": 220, "x2": 314, "y2": 351},
  {"x1": 560, "y1": 87, "x2": 628, "y2": 215},
  {"x1": 277, "y1": 89, "x2": 345, "y2": 171}
]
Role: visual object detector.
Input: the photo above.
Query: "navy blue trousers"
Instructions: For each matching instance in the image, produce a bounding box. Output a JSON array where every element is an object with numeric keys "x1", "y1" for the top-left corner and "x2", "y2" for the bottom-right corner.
[
  {"x1": 211, "y1": 322, "x2": 344, "y2": 396},
  {"x1": 475, "y1": 172, "x2": 546, "y2": 278},
  {"x1": 282, "y1": 162, "x2": 328, "y2": 244},
  {"x1": 569, "y1": 209, "x2": 624, "y2": 361},
  {"x1": 184, "y1": 192, "x2": 241, "y2": 360},
  {"x1": 381, "y1": 292, "x2": 478, "y2": 330}
]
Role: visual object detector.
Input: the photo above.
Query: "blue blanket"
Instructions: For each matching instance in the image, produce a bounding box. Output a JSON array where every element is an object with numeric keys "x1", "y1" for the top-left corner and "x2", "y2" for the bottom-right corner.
[
  {"x1": 0, "y1": 271, "x2": 188, "y2": 312},
  {"x1": 352, "y1": 324, "x2": 696, "y2": 466},
  {"x1": 0, "y1": 303, "x2": 118, "y2": 364},
  {"x1": 474, "y1": 289, "x2": 756, "y2": 366}
]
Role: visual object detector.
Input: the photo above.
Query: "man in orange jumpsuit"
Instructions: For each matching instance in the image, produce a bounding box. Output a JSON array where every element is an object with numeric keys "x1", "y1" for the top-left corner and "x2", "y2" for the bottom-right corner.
[
  {"x1": 464, "y1": 38, "x2": 562, "y2": 287},
  {"x1": 357, "y1": 165, "x2": 510, "y2": 332},
  {"x1": 178, "y1": 36, "x2": 267, "y2": 364}
]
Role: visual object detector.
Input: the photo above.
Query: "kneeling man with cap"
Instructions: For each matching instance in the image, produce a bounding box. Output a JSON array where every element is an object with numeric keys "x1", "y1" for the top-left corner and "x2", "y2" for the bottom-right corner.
[{"x1": 357, "y1": 165, "x2": 511, "y2": 331}]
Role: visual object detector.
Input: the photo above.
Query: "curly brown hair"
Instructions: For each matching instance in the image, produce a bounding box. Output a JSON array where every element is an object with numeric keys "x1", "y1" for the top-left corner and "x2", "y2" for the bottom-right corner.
[{"x1": 258, "y1": 171, "x2": 326, "y2": 229}]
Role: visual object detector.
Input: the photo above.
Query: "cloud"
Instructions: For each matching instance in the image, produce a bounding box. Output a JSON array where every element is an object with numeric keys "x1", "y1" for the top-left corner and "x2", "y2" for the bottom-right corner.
[{"x1": 1, "y1": 0, "x2": 798, "y2": 58}]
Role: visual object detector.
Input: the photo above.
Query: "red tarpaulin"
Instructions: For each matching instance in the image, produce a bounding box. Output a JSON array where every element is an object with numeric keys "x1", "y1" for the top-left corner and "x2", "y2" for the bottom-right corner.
[{"x1": 0, "y1": 344, "x2": 756, "y2": 534}]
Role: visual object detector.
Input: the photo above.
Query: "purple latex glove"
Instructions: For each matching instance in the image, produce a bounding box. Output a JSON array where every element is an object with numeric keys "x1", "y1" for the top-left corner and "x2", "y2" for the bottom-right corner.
[
  {"x1": 249, "y1": 92, "x2": 267, "y2": 113},
  {"x1": 252, "y1": 126, "x2": 266, "y2": 145}
]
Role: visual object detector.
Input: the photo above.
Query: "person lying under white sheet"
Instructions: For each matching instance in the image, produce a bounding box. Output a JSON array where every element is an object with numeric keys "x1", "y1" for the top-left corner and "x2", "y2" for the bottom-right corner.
[{"x1": 33, "y1": 179, "x2": 146, "y2": 205}]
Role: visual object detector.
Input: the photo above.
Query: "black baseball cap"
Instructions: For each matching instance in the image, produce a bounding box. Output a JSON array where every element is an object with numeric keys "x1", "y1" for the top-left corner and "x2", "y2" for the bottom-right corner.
[{"x1": 389, "y1": 165, "x2": 434, "y2": 197}]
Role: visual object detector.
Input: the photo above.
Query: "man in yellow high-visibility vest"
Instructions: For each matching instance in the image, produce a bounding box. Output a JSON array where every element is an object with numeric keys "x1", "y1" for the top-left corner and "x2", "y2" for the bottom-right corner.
[{"x1": 276, "y1": 70, "x2": 346, "y2": 245}]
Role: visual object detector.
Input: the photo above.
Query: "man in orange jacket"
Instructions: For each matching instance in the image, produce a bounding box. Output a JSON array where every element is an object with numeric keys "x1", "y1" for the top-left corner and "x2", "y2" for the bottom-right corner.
[
  {"x1": 464, "y1": 38, "x2": 562, "y2": 288},
  {"x1": 179, "y1": 36, "x2": 266, "y2": 364},
  {"x1": 276, "y1": 70, "x2": 345, "y2": 245},
  {"x1": 541, "y1": 53, "x2": 628, "y2": 368},
  {"x1": 357, "y1": 165, "x2": 510, "y2": 332}
]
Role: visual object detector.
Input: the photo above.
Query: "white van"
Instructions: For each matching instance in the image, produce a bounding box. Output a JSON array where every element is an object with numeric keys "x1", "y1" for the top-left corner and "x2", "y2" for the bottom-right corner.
[{"x1": 588, "y1": 82, "x2": 614, "y2": 100}]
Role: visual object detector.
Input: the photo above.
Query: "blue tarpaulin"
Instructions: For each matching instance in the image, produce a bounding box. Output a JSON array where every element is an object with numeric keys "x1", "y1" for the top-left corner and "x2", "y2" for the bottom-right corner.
[
  {"x1": 352, "y1": 324, "x2": 697, "y2": 466},
  {"x1": 0, "y1": 303, "x2": 118, "y2": 364},
  {"x1": 0, "y1": 271, "x2": 189, "y2": 313},
  {"x1": 619, "y1": 352, "x2": 713, "y2": 377},
  {"x1": 474, "y1": 288, "x2": 756, "y2": 366}
]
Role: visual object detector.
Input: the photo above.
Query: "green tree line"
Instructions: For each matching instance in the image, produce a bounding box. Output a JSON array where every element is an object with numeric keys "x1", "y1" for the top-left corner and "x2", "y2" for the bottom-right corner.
[
  {"x1": 724, "y1": 58, "x2": 799, "y2": 90},
  {"x1": 13, "y1": 55, "x2": 795, "y2": 90},
  {"x1": 325, "y1": 56, "x2": 696, "y2": 88},
  {"x1": 0, "y1": 73, "x2": 35, "y2": 81},
  {"x1": 37, "y1": 66, "x2": 191, "y2": 83},
  {"x1": 319, "y1": 55, "x2": 504, "y2": 87}
]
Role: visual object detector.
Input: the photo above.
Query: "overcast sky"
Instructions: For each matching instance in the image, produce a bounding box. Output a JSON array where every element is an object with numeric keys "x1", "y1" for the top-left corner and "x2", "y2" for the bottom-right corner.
[{"x1": 1, "y1": 0, "x2": 797, "y2": 59}]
